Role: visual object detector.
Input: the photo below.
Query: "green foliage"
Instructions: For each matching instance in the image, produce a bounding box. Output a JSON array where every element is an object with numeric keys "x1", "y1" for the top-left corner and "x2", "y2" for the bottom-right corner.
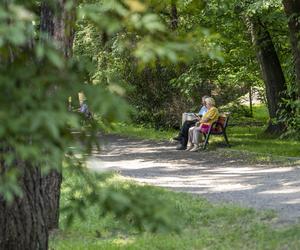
[
  {"x1": 1, "y1": 0, "x2": 201, "y2": 199},
  {"x1": 0, "y1": 0, "x2": 154, "y2": 200},
  {"x1": 278, "y1": 88, "x2": 300, "y2": 139},
  {"x1": 51, "y1": 174, "x2": 300, "y2": 249},
  {"x1": 61, "y1": 167, "x2": 181, "y2": 233},
  {"x1": 1, "y1": 0, "x2": 205, "y2": 234},
  {"x1": 74, "y1": 0, "x2": 231, "y2": 129}
]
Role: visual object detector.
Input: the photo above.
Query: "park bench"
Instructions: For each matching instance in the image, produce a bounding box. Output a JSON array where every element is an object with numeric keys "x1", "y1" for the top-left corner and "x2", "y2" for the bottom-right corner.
[{"x1": 202, "y1": 113, "x2": 230, "y2": 150}]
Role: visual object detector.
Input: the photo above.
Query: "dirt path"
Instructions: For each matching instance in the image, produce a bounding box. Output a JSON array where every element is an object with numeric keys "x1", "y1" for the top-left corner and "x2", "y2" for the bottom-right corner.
[{"x1": 89, "y1": 134, "x2": 300, "y2": 225}]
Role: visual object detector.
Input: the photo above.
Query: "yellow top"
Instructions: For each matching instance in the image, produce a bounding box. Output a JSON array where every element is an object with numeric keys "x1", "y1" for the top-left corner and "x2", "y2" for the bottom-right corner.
[{"x1": 201, "y1": 107, "x2": 219, "y2": 125}]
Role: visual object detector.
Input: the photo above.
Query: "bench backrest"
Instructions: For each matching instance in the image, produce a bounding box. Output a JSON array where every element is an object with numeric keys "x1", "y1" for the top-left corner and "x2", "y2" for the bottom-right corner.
[
  {"x1": 218, "y1": 113, "x2": 230, "y2": 128},
  {"x1": 211, "y1": 113, "x2": 230, "y2": 133}
]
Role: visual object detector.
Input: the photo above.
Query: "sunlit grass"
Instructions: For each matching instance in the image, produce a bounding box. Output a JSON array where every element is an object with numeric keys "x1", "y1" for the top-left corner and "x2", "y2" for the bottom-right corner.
[
  {"x1": 106, "y1": 123, "x2": 176, "y2": 141},
  {"x1": 227, "y1": 126, "x2": 300, "y2": 158},
  {"x1": 51, "y1": 174, "x2": 300, "y2": 250}
]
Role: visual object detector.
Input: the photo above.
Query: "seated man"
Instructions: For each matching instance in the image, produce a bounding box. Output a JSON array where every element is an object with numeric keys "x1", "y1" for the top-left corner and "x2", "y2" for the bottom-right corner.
[{"x1": 175, "y1": 95, "x2": 209, "y2": 150}]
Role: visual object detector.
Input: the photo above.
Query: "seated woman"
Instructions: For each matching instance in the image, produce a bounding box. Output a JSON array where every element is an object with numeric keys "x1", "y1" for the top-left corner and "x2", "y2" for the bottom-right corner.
[
  {"x1": 187, "y1": 97, "x2": 219, "y2": 152},
  {"x1": 174, "y1": 95, "x2": 209, "y2": 150}
]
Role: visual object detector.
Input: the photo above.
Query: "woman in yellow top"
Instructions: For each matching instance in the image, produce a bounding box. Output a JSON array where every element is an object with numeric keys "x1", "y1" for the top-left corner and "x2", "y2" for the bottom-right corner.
[{"x1": 187, "y1": 97, "x2": 219, "y2": 152}]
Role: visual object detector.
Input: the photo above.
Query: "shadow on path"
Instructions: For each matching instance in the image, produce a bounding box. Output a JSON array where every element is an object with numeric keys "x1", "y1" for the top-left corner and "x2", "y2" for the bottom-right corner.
[{"x1": 88, "y1": 134, "x2": 300, "y2": 225}]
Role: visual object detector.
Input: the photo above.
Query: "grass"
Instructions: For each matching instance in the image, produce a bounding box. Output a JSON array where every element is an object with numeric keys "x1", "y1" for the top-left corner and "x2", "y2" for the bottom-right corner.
[
  {"x1": 106, "y1": 123, "x2": 176, "y2": 141},
  {"x1": 51, "y1": 174, "x2": 300, "y2": 250},
  {"x1": 227, "y1": 126, "x2": 300, "y2": 158},
  {"x1": 106, "y1": 105, "x2": 300, "y2": 159},
  {"x1": 50, "y1": 104, "x2": 300, "y2": 249}
]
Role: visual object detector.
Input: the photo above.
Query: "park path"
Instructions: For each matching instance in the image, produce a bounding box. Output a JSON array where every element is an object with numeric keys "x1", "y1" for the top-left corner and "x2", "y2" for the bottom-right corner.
[{"x1": 88, "y1": 134, "x2": 300, "y2": 225}]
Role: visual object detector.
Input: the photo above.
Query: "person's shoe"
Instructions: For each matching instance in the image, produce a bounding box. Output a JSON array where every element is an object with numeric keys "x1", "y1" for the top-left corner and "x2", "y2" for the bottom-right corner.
[
  {"x1": 186, "y1": 144, "x2": 194, "y2": 151},
  {"x1": 190, "y1": 145, "x2": 200, "y2": 152},
  {"x1": 173, "y1": 136, "x2": 181, "y2": 141},
  {"x1": 176, "y1": 144, "x2": 186, "y2": 150}
]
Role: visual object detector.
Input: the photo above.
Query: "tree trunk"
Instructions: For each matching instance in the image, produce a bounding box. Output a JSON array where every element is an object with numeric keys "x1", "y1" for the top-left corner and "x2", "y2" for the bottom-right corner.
[
  {"x1": 40, "y1": 0, "x2": 76, "y2": 231},
  {"x1": 0, "y1": 163, "x2": 48, "y2": 250},
  {"x1": 54, "y1": 0, "x2": 77, "y2": 58},
  {"x1": 170, "y1": 1, "x2": 178, "y2": 30},
  {"x1": 0, "y1": 1, "x2": 77, "y2": 248},
  {"x1": 249, "y1": 85, "x2": 253, "y2": 117},
  {"x1": 246, "y1": 16, "x2": 286, "y2": 134},
  {"x1": 40, "y1": 1, "x2": 63, "y2": 232},
  {"x1": 282, "y1": 0, "x2": 300, "y2": 95}
]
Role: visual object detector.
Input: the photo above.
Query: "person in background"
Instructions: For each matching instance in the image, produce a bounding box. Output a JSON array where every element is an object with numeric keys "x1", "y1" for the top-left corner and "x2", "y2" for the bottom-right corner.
[
  {"x1": 187, "y1": 97, "x2": 219, "y2": 152},
  {"x1": 174, "y1": 95, "x2": 209, "y2": 150},
  {"x1": 79, "y1": 99, "x2": 92, "y2": 119},
  {"x1": 78, "y1": 91, "x2": 92, "y2": 119}
]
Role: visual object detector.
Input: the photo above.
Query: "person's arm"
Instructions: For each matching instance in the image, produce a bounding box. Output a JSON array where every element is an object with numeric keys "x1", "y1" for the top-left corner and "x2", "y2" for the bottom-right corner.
[
  {"x1": 200, "y1": 117, "x2": 209, "y2": 123},
  {"x1": 200, "y1": 109, "x2": 213, "y2": 123}
]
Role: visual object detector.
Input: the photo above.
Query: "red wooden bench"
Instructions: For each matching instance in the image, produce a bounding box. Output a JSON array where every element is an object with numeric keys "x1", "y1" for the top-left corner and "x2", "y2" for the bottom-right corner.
[{"x1": 202, "y1": 113, "x2": 230, "y2": 150}]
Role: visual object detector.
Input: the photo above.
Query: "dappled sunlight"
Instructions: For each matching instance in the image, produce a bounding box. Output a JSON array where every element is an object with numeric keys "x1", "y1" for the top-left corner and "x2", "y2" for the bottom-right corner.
[
  {"x1": 285, "y1": 199, "x2": 300, "y2": 205},
  {"x1": 90, "y1": 135, "x2": 300, "y2": 224},
  {"x1": 260, "y1": 189, "x2": 300, "y2": 194}
]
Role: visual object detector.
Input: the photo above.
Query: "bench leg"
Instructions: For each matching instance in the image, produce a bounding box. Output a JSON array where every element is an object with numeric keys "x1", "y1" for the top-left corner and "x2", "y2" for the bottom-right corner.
[
  {"x1": 203, "y1": 133, "x2": 210, "y2": 150},
  {"x1": 223, "y1": 131, "x2": 229, "y2": 146}
]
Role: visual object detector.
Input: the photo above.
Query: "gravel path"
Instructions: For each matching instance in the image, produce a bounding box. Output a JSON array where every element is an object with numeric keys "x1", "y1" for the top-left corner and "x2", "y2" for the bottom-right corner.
[{"x1": 88, "y1": 134, "x2": 300, "y2": 225}]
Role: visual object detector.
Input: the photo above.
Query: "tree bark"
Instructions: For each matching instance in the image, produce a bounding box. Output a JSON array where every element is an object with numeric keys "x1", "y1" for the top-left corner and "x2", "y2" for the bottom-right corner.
[
  {"x1": 170, "y1": 1, "x2": 178, "y2": 30},
  {"x1": 0, "y1": 3, "x2": 50, "y2": 249},
  {"x1": 246, "y1": 16, "x2": 286, "y2": 134},
  {"x1": 40, "y1": 1, "x2": 63, "y2": 232},
  {"x1": 249, "y1": 85, "x2": 253, "y2": 117},
  {"x1": 0, "y1": 162, "x2": 48, "y2": 250},
  {"x1": 282, "y1": 0, "x2": 300, "y2": 94},
  {"x1": 0, "y1": 1, "x2": 77, "y2": 249},
  {"x1": 40, "y1": 0, "x2": 76, "y2": 231}
]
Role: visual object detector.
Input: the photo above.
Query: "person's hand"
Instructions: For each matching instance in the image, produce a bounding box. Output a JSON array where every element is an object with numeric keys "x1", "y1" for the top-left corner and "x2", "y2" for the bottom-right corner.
[{"x1": 194, "y1": 113, "x2": 201, "y2": 120}]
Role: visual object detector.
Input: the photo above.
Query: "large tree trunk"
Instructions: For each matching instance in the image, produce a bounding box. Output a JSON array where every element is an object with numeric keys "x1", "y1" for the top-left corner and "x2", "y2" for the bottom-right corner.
[
  {"x1": 246, "y1": 16, "x2": 286, "y2": 134},
  {"x1": 282, "y1": 0, "x2": 300, "y2": 94},
  {"x1": 0, "y1": 3, "x2": 50, "y2": 249},
  {"x1": 40, "y1": 1, "x2": 62, "y2": 232},
  {"x1": 40, "y1": 0, "x2": 76, "y2": 231},
  {"x1": 41, "y1": 170, "x2": 62, "y2": 231},
  {"x1": 0, "y1": 1, "x2": 77, "y2": 249},
  {"x1": 0, "y1": 162, "x2": 48, "y2": 250}
]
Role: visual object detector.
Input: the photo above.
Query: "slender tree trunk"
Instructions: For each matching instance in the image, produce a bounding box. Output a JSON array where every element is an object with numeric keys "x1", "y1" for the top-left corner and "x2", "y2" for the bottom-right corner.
[
  {"x1": 282, "y1": 0, "x2": 300, "y2": 95},
  {"x1": 170, "y1": 1, "x2": 178, "y2": 30},
  {"x1": 246, "y1": 16, "x2": 286, "y2": 134},
  {"x1": 249, "y1": 85, "x2": 253, "y2": 117}
]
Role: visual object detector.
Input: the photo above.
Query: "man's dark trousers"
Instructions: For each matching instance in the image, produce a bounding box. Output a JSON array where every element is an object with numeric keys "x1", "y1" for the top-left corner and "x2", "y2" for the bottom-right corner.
[{"x1": 179, "y1": 120, "x2": 197, "y2": 147}]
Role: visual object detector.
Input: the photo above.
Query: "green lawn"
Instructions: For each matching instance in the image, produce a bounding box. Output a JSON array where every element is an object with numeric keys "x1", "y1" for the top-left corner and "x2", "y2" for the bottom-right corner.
[{"x1": 51, "y1": 175, "x2": 300, "y2": 250}]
